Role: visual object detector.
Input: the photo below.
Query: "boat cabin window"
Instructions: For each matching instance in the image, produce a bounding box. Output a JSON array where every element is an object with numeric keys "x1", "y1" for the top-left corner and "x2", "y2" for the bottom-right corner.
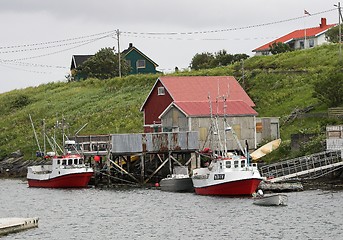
[
  {"x1": 219, "y1": 162, "x2": 223, "y2": 169},
  {"x1": 74, "y1": 159, "x2": 78, "y2": 165},
  {"x1": 80, "y1": 158, "x2": 84, "y2": 164},
  {"x1": 226, "y1": 161, "x2": 231, "y2": 168},
  {"x1": 57, "y1": 160, "x2": 60, "y2": 165},
  {"x1": 241, "y1": 160, "x2": 246, "y2": 168},
  {"x1": 62, "y1": 159, "x2": 67, "y2": 165},
  {"x1": 68, "y1": 159, "x2": 73, "y2": 165},
  {"x1": 234, "y1": 160, "x2": 239, "y2": 168}
]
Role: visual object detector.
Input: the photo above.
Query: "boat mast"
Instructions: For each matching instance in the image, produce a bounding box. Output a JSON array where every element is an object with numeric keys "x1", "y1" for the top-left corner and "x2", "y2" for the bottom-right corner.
[{"x1": 29, "y1": 114, "x2": 42, "y2": 155}]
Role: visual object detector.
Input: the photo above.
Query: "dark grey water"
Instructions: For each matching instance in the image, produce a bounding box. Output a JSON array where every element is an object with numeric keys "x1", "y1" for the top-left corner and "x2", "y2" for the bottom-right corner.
[{"x1": 0, "y1": 179, "x2": 342, "y2": 240}]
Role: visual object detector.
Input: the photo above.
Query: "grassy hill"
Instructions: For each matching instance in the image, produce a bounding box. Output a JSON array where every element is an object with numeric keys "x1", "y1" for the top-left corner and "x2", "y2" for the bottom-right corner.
[{"x1": 0, "y1": 44, "x2": 342, "y2": 162}]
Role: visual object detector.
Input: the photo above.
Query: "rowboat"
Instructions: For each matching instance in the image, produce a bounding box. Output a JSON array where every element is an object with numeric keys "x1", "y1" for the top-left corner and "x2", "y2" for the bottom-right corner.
[{"x1": 253, "y1": 194, "x2": 288, "y2": 206}]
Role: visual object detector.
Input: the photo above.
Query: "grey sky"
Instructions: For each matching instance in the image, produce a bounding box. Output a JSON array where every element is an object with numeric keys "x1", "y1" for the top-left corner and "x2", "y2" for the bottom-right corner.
[{"x1": 0, "y1": 0, "x2": 339, "y2": 93}]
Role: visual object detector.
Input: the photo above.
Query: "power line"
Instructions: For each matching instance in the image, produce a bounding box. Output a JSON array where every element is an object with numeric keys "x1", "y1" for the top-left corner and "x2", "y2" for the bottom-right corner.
[
  {"x1": 121, "y1": 8, "x2": 335, "y2": 36},
  {"x1": 0, "y1": 36, "x2": 114, "y2": 54},
  {"x1": 0, "y1": 30, "x2": 116, "y2": 49},
  {"x1": 0, "y1": 63, "x2": 52, "y2": 74},
  {"x1": 1, "y1": 33, "x2": 112, "y2": 62}
]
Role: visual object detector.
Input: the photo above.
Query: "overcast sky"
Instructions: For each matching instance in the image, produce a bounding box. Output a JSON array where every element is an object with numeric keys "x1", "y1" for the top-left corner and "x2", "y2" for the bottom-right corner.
[{"x1": 0, "y1": 0, "x2": 339, "y2": 93}]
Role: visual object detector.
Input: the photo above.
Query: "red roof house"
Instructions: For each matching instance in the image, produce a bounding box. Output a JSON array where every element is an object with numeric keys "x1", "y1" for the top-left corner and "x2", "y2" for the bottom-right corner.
[
  {"x1": 140, "y1": 76, "x2": 256, "y2": 132},
  {"x1": 140, "y1": 76, "x2": 280, "y2": 150},
  {"x1": 253, "y1": 18, "x2": 336, "y2": 56}
]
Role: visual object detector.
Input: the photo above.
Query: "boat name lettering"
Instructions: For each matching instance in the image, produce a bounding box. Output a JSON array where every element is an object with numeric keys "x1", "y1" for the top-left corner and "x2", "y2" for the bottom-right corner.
[{"x1": 214, "y1": 174, "x2": 225, "y2": 180}]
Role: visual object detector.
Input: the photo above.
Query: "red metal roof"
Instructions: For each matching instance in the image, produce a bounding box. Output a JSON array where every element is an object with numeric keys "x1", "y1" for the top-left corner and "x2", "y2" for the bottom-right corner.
[
  {"x1": 170, "y1": 101, "x2": 257, "y2": 117},
  {"x1": 158, "y1": 76, "x2": 255, "y2": 107},
  {"x1": 253, "y1": 18, "x2": 336, "y2": 52}
]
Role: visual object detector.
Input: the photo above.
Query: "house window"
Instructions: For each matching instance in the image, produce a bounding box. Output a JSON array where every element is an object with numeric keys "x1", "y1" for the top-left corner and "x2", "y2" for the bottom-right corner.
[
  {"x1": 136, "y1": 60, "x2": 146, "y2": 69},
  {"x1": 126, "y1": 60, "x2": 131, "y2": 67},
  {"x1": 300, "y1": 41, "x2": 304, "y2": 49},
  {"x1": 158, "y1": 87, "x2": 165, "y2": 95},
  {"x1": 309, "y1": 39, "x2": 314, "y2": 48}
]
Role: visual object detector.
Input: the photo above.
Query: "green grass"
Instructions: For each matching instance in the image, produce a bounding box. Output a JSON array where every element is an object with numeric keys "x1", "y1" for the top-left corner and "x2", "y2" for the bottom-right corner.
[{"x1": 0, "y1": 44, "x2": 343, "y2": 162}]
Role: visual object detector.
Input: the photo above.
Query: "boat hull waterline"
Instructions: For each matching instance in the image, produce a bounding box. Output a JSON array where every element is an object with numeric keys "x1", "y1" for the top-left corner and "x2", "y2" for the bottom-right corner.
[
  {"x1": 160, "y1": 177, "x2": 194, "y2": 192},
  {"x1": 193, "y1": 178, "x2": 262, "y2": 196},
  {"x1": 27, "y1": 172, "x2": 93, "y2": 188}
]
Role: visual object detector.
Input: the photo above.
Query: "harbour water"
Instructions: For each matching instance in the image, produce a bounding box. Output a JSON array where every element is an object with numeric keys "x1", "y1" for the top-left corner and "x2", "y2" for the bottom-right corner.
[{"x1": 0, "y1": 179, "x2": 342, "y2": 240}]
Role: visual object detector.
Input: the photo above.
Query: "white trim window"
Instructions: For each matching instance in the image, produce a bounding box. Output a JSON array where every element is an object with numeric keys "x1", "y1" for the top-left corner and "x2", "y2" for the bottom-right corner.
[
  {"x1": 158, "y1": 87, "x2": 165, "y2": 96},
  {"x1": 136, "y1": 60, "x2": 146, "y2": 69}
]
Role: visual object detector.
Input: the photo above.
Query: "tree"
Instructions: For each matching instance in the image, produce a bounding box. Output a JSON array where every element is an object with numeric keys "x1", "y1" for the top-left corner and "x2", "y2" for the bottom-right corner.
[
  {"x1": 214, "y1": 50, "x2": 233, "y2": 66},
  {"x1": 313, "y1": 70, "x2": 343, "y2": 107},
  {"x1": 269, "y1": 42, "x2": 292, "y2": 55},
  {"x1": 325, "y1": 25, "x2": 342, "y2": 43},
  {"x1": 190, "y1": 50, "x2": 249, "y2": 70},
  {"x1": 190, "y1": 52, "x2": 215, "y2": 70},
  {"x1": 76, "y1": 48, "x2": 130, "y2": 80}
]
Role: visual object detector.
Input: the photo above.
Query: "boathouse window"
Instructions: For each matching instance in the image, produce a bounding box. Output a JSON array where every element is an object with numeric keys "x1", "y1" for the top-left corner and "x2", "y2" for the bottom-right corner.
[
  {"x1": 226, "y1": 161, "x2": 231, "y2": 168},
  {"x1": 241, "y1": 160, "x2": 246, "y2": 168},
  {"x1": 234, "y1": 160, "x2": 239, "y2": 168},
  {"x1": 158, "y1": 87, "x2": 165, "y2": 96}
]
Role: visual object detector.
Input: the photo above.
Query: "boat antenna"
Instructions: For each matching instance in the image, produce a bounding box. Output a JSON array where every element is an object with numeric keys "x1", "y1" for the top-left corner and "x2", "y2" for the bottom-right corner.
[
  {"x1": 29, "y1": 114, "x2": 42, "y2": 155},
  {"x1": 44, "y1": 133, "x2": 57, "y2": 154},
  {"x1": 42, "y1": 119, "x2": 46, "y2": 156},
  {"x1": 222, "y1": 95, "x2": 228, "y2": 155}
]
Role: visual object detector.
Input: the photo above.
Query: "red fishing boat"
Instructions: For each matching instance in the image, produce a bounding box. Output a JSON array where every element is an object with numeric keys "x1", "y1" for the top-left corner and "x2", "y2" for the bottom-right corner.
[{"x1": 27, "y1": 152, "x2": 93, "y2": 188}]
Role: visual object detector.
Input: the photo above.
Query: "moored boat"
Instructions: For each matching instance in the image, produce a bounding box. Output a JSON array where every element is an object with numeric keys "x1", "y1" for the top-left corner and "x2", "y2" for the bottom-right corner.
[
  {"x1": 27, "y1": 153, "x2": 93, "y2": 188},
  {"x1": 253, "y1": 194, "x2": 288, "y2": 206},
  {"x1": 192, "y1": 153, "x2": 263, "y2": 196},
  {"x1": 159, "y1": 166, "x2": 194, "y2": 192}
]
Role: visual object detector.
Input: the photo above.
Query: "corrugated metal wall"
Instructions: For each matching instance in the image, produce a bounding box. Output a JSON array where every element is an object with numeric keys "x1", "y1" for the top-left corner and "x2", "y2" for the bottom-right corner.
[{"x1": 111, "y1": 132, "x2": 199, "y2": 154}]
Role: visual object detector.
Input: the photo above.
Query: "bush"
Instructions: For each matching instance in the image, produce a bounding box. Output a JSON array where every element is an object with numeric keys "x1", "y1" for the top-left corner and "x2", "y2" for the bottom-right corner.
[{"x1": 313, "y1": 70, "x2": 343, "y2": 107}]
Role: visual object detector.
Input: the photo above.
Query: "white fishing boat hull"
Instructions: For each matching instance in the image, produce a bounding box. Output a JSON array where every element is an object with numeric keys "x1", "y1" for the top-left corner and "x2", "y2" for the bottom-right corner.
[
  {"x1": 253, "y1": 194, "x2": 288, "y2": 206},
  {"x1": 192, "y1": 158, "x2": 263, "y2": 196},
  {"x1": 27, "y1": 154, "x2": 93, "y2": 188}
]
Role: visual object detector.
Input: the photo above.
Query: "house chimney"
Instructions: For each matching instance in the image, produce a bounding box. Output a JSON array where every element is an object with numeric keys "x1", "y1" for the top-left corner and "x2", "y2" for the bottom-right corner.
[
  {"x1": 320, "y1": 18, "x2": 327, "y2": 28},
  {"x1": 129, "y1": 43, "x2": 133, "y2": 48}
]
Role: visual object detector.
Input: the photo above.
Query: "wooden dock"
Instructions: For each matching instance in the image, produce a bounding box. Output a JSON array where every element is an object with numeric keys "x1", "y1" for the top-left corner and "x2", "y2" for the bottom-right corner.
[{"x1": 0, "y1": 217, "x2": 39, "y2": 237}]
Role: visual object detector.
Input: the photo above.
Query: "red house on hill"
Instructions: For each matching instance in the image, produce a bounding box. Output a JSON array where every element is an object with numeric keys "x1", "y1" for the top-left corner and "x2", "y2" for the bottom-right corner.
[
  {"x1": 140, "y1": 76, "x2": 279, "y2": 150},
  {"x1": 253, "y1": 18, "x2": 336, "y2": 56},
  {"x1": 140, "y1": 76, "x2": 255, "y2": 132}
]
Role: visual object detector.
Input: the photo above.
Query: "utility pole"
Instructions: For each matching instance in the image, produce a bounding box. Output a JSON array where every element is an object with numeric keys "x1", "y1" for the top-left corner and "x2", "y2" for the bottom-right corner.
[
  {"x1": 116, "y1": 29, "x2": 122, "y2": 78},
  {"x1": 335, "y1": 2, "x2": 342, "y2": 62}
]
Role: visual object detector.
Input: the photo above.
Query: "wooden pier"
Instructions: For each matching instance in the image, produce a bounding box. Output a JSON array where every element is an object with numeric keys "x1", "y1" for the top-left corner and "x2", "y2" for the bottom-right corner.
[
  {"x1": 0, "y1": 217, "x2": 39, "y2": 236},
  {"x1": 72, "y1": 131, "x2": 199, "y2": 186}
]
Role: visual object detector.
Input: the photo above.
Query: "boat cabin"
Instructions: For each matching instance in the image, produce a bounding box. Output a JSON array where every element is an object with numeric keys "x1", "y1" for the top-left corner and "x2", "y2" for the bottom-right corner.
[{"x1": 52, "y1": 155, "x2": 85, "y2": 168}]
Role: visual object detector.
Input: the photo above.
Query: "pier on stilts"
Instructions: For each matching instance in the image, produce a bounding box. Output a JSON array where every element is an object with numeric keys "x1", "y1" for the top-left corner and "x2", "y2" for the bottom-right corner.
[{"x1": 72, "y1": 132, "x2": 199, "y2": 186}]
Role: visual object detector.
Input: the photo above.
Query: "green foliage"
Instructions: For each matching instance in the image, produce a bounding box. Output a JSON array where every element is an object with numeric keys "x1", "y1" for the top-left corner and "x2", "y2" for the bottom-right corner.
[
  {"x1": 76, "y1": 48, "x2": 130, "y2": 80},
  {"x1": 190, "y1": 52, "x2": 215, "y2": 70},
  {"x1": 269, "y1": 42, "x2": 293, "y2": 55},
  {"x1": 11, "y1": 94, "x2": 31, "y2": 109},
  {"x1": 1, "y1": 44, "x2": 343, "y2": 161},
  {"x1": 325, "y1": 25, "x2": 342, "y2": 43},
  {"x1": 190, "y1": 50, "x2": 249, "y2": 70},
  {"x1": 313, "y1": 70, "x2": 343, "y2": 107}
]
